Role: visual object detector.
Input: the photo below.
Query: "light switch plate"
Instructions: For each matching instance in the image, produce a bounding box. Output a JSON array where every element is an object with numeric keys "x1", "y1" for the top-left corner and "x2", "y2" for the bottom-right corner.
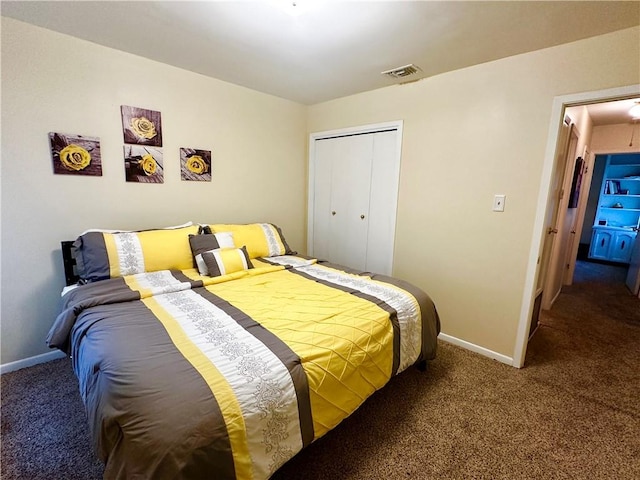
[{"x1": 493, "y1": 194, "x2": 506, "y2": 212}]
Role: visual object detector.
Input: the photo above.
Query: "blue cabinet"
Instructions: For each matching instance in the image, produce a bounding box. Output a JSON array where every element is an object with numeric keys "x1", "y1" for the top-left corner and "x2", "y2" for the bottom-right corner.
[
  {"x1": 610, "y1": 231, "x2": 637, "y2": 263},
  {"x1": 589, "y1": 228, "x2": 613, "y2": 260},
  {"x1": 589, "y1": 153, "x2": 640, "y2": 264},
  {"x1": 589, "y1": 227, "x2": 637, "y2": 263}
]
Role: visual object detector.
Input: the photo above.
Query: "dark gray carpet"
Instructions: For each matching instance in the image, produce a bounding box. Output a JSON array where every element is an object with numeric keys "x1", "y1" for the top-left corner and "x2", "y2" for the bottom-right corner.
[
  {"x1": 1, "y1": 359, "x2": 104, "y2": 479},
  {"x1": 2, "y1": 260, "x2": 639, "y2": 479}
]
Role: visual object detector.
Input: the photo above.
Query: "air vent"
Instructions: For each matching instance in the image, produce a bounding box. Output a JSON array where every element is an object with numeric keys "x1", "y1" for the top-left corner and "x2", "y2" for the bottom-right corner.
[{"x1": 381, "y1": 64, "x2": 421, "y2": 79}]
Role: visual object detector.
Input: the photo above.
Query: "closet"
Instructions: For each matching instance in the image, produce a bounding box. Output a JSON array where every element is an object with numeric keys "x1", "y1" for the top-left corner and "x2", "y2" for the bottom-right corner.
[{"x1": 308, "y1": 122, "x2": 402, "y2": 275}]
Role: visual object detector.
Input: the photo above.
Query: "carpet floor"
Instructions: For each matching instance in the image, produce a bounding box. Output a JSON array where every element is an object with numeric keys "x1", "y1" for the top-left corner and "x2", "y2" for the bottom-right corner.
[{"x1": 1, "y1": 260, "x2": 639, "y2": 479}]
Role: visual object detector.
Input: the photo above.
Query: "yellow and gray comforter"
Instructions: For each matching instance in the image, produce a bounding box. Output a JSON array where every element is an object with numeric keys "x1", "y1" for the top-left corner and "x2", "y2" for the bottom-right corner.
[{"x1": 47, "y1": 256, "x2": 440, "y2": 479}]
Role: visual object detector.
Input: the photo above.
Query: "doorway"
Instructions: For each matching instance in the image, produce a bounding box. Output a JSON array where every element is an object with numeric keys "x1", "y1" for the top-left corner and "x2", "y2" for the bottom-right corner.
[
  {"x1": 513, "y1": 84, "x2": 640, "y2": 368},
  {"x1": 543, "y1": 106, "x2": 640, "y2": 307}
]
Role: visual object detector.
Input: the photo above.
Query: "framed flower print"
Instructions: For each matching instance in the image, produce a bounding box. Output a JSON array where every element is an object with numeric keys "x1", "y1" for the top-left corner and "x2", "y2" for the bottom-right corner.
[
  {"x1": 49, "y1": 132, "x2": 102, "y2": 176},
  {"x1": 124, "y1": 145, "x2": 164, "y2": 183},
  {"x1": 121, "y1": 105, "x2": 163, "y2": 147},
  {"x1": 180, "y1": 148, "x2": 212, "y2": 181}
]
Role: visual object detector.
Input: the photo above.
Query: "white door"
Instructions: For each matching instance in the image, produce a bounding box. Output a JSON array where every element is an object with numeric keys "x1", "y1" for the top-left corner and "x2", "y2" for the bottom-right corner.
[
  {"x1": 366, "y1": 130, "x2": 401, "y2": 275},
  {"x1": 311, "y1": 137, "x2": 337, "y2": 264},
  {"x1": 542, "y1": 123, "x2": 579, "y2": 309},
  {"x1": 327, "y1": 134, "x2": 373, "y2": 269},
  {"x1": 309, "y1": 123, "x2": 402, "y2": 275},
  {"x1": 538, "y1": 122, "x2": 571, "y2": 308},
  {"x1": 313, "y1": 134, "x2": 373, "y2": 270}
]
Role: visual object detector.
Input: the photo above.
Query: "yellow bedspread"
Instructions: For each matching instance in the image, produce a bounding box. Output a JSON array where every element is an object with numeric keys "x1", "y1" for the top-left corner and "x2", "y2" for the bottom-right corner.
[{"x1": 48, "y1": 255, "x2": 439, "y2": 480}]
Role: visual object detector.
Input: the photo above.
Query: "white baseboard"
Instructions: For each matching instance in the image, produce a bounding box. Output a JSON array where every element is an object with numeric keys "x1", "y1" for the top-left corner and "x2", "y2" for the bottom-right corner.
[
  {"x1": 2, "y1": 336, "x2": 513, "y2": 374},
  {"x1": 0, "y1": 350, "x2": 66, "y2": 375},
  {"x1": 439, "y1": 333, "x2": 515, "y2": 367}
]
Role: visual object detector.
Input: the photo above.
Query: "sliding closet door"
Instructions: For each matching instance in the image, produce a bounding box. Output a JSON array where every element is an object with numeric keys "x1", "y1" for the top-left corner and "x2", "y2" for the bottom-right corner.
[{"x1": 310, "y1": 123, "x2": 401, "y2": 275}]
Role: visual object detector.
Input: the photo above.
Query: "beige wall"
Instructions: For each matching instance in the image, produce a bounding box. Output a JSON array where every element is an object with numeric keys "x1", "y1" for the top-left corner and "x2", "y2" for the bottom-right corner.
[
  {"x1": 2, "y1": 18, "x2": 639, "y2": 366},
  {"x1": 591, "y1": 123, "x2": 640, "y2": 154},
  {"x1": 308, "y1": 27, "x2": 640, "y2": 359},
  {"x1": 566, "y1": 106, "x2": 594, "y2": 160},
  {"x1": 0, "y1": 18, "x2": 307, "y2": 364}
]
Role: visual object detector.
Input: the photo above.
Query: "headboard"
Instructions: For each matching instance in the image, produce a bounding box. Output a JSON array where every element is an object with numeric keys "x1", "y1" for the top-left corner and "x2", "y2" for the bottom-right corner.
[{"x1": 61, "y1": 241, "x2": 80, "y2": 286}]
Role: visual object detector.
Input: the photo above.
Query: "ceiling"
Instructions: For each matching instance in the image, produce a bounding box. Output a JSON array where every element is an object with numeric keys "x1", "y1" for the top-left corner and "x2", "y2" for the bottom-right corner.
[
  {"x1": 2, "y1": 1, "x2": 639, "y2": 106},
  {"x1": 583, "y1": 98, "x2": 640, "y2": 126}
]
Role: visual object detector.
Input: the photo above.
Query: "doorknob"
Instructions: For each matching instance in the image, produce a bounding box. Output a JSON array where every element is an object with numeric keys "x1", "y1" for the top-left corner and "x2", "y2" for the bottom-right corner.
[
  {"x1": 548, "y1": 228, "x2": 558, "y2": 234},
  {"x1": 332, "y1": 211, "x2": 336, "y2": 216},
  {"x1": 360, "y1": 214, "x2": 365, "y2": 219}
]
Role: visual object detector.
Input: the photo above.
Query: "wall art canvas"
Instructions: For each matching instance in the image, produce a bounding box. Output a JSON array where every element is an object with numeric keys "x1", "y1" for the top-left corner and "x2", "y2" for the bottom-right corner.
[
  {"x1": 180, "y1": 148, "x2": 212, "y2": 181},
  {"x1": 568, "y1": 156, "x2": 584, "y2": 208},
  {"x1": 124, "y1": 145, "x2": 164, "y2": 183},
  {"x1": 121, "y1": 105, "x2": 163, "y2": 146},
  {"x1": 49, "y1": 132, "x2": 102, "y2": 176}
]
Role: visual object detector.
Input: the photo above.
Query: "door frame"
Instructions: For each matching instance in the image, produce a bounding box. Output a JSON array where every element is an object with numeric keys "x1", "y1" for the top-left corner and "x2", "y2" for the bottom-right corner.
[
  {"x1": 307, "y1": 120, "x2": 404, "y2": 263},
  {"x1": 513, "y1": 84, "x2": 640, "y2": 368}
]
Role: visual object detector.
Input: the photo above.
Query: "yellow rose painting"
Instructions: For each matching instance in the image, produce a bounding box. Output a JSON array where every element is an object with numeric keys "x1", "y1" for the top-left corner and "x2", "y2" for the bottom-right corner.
[
  {"x1": 186, "y1": 155, "x2": 208, "y2": 174},
  {"x1": 121, "y1": 105, "x2": 163, "y2": 146},
  {"x1": 49, "y1": 132, "x2": 102, "y2": 176},
  {"x1": 180, "y1": 148, "x2": 212, "y2": 182},
  {"x1": 124, "y1": 145, "x2": 164, "y2": 184},
  {"x1": 60, "y1": 144, "x2": 91, "y2": 171},
  {"x1": 130, "y1": 117, "x2": 157, "y2": 140},
  {"x1": 139, "y1": 154, "x2": 157, "y2": 175}
]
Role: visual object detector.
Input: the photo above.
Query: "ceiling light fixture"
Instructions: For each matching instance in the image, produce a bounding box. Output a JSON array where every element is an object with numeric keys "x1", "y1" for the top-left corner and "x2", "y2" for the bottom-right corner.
[{"x1": 629, "y1": 102, "x2": 640, "y2": 119}]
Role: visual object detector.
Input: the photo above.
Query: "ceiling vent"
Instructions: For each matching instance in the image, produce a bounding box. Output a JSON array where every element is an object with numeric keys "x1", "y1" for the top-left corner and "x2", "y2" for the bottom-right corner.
[{"x1": 381, "y1": 64, "x2": 421, "y2": 79}]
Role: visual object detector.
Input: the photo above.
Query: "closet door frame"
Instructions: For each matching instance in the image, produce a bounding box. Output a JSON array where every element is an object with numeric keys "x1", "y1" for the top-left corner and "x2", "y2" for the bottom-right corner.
[{"x1": 307, "y1": 120, "x2": 404, "y2": 271}]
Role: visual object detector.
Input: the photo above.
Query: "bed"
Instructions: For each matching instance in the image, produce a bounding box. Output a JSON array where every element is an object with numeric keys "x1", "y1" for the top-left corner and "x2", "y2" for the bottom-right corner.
[{"x1": 47, "y1": 222, "x2": 440, "y2": 479}]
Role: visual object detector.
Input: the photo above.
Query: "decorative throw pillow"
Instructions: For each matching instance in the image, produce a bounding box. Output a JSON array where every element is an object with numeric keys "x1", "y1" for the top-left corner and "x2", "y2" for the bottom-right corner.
[
  {"x1": 189, "y1": 232, "x2": 235, "y2": 276},
  {"x1": 74, "y1": 224, "x2": 199, "y2": 282},
  {"x1": 201, "y1": 246, "x2": 254, "y2": 277},
  {"x1": 208, "y1": 223, "x2": 294, "y2": 259}
]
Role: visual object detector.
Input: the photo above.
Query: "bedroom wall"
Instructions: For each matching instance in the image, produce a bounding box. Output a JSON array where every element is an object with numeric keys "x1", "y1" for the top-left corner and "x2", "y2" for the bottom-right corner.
[
  {"x1": 591, "y1": 123, "x2": 640, "y2": 154},
  {"x1": 0, "y1": 18, "x2": 307, "y2": 366},
  {"x1": 307, "y1": 27, "x2": 640, "y2": 360}
]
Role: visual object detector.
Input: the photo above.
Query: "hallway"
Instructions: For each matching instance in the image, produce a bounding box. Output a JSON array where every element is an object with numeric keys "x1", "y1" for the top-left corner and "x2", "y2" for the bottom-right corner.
[
  {"x1": 550, "y1": 259, "x2": 640, "y2": 328},
  {"x1": 526, "y1": 259, "x2": 639, "y2": 412}
]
